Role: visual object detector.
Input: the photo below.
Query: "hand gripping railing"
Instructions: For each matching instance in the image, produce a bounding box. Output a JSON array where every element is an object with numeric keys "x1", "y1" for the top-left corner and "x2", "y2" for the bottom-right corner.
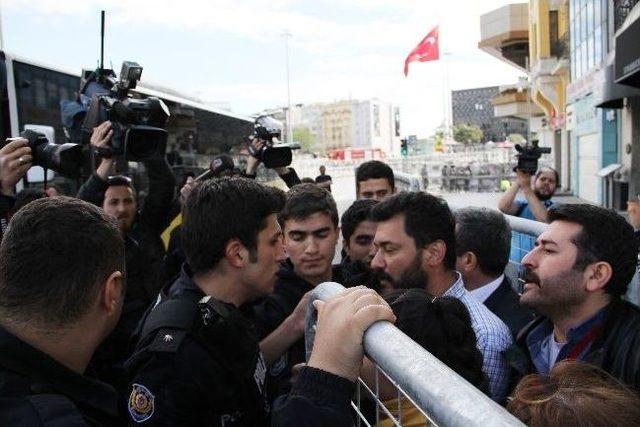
[{"x1": 305, "y1": 282, "x2": 525, "y2": 427}]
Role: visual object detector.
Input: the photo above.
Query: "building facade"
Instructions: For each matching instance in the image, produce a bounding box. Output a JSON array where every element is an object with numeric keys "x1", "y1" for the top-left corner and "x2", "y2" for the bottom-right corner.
[
  {"x1": 289, "y1": 99, "x2": 400, "y2": 156},
  {"x1": 452, "y1": 86, "x2": 527, "y2": 142}
]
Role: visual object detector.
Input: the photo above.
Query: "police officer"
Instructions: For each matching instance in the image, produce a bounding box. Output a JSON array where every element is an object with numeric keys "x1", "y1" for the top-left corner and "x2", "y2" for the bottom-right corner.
[
  {"x1": 0, "y1": 197, "x2": 125, "y2": 425},
  {"x1": 124, "y1": 178, "x2": 288, "y2": 425}
]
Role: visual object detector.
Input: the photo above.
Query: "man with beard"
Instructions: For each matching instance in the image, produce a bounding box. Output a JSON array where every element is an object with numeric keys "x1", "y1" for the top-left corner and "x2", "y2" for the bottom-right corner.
[
  {"x1": 507, "y1": 204, "x2": 640, "y2": 390},
  {"x1": 498, "y1": 167, "x2": 559, "y2": 261},
  {"x1": 369, "y1": 192, "x2": 512, "y2": 402}
]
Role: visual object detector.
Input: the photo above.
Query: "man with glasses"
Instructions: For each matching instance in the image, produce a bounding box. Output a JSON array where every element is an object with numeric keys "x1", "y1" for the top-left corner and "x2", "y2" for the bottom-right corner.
[{"x1": 77, "y1": 120, "x2": 176, "y2": 389}]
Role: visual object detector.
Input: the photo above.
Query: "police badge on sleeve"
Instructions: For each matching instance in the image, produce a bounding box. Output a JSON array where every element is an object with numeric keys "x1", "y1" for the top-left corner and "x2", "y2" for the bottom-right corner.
[{"x1": 128, "y1": 383, "x2": 155, "y2": 423}]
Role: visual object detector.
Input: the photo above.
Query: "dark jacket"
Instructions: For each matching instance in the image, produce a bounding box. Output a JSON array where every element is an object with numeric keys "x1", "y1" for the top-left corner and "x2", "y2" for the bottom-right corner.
[
  {"x1": 483, "y1": 277, "x2": 534, "y2": 337},
  {"x1": 77, "y1": 158, "x2": 176, "y2": 388},
  {"x1": 124, "y1": 268, "x2": 268, "y2": 426},
  {"x1": 0, "y1": 194, "x2": 15, "y2": 241},
  {"x1": 507, "y1": 298, "x2": 640, "y2": 391},
  {"x1": 248, "y1": 260, "x2": 346, "y2": 399},
  {"x1": 0, "y1": 327, "x2": 120, "y2": 426},
  {"x1": 271, "y1": 366, "x2": 356, "y2": 427}
]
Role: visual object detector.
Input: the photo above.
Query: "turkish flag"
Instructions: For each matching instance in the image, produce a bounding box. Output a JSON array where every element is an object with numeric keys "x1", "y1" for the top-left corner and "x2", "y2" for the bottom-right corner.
[{"x1": 404, "y1": 26, "x2": 439, "y2": 76}]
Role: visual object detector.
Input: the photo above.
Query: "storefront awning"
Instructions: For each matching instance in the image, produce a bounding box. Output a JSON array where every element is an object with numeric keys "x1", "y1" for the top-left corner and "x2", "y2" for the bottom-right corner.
[
  {"x1": 615, "y1": 4, "x2": 640, "y2": 88},
  {"x1": 596, "y1": 64, "x2": 640, "y2": 108}
]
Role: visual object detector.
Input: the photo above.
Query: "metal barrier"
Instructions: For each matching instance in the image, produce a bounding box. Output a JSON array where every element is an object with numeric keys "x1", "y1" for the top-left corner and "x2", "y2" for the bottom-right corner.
[
  {"x1": 303, "y1": 210, "x2": 549, "y2": 426},
  {"x1": 305, "y1": 282, "x2": 525, "y2": 427}
]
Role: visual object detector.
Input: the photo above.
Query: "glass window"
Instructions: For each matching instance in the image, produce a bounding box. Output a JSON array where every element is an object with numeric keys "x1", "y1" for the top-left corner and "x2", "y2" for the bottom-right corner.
[
  {"x1": 586, "y1": 1, "x2": 594, "y2": 36},
  {"x1": 594, "y1": 26, "x2": 602, "y2": 63},
  {"x1": 34, "y1": 78, "x2": 45, "y2": 108},
  {"x1": 587, "y1": 35, "x2": 594, "y2": 70},
  {"x1": 594, "y1": 0, "x2": 601, "y2": 26},
  {"x1": 576, "y1": 44, "x2": 582, "y2": 79}
]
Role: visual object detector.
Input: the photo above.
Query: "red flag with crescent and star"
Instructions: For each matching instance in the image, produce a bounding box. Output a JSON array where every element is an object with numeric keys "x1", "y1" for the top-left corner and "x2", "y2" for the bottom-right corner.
[{"x1": 404, "y1": 26, "x2": 440, "y2": 76}]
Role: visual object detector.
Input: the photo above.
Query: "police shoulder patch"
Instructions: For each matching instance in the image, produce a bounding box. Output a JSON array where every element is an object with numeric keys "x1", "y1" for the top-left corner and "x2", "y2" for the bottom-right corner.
[{"x1": 128, "y1": 383, "x2": 155, "y2": 423}]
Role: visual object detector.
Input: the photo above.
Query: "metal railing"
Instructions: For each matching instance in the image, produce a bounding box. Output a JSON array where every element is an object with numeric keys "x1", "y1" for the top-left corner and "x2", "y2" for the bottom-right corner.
[
  {"x1": 304, "y1": 211, "x2": 548, "y2": 426},
  {"x1": 305, "y1": 281, "x2": 524, "y2": 427}
]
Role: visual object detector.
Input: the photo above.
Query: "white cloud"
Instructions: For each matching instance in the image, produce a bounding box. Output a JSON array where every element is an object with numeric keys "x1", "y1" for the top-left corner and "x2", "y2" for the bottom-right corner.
[{"x1": 3, "y1": 0, "x2": 525, "y2": 137}]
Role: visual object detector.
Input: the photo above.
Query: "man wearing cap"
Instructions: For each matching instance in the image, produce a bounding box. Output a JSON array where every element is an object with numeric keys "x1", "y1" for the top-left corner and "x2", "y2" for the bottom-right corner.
[{"x1": 76, "y1": 120, "x2": 176, "y2": 389}]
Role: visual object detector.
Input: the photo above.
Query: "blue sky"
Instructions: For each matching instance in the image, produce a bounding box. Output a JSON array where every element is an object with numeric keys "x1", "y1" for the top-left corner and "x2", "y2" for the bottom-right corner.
[{"x1": 1, "y1": 0, "x2": 524, "y2": 138}]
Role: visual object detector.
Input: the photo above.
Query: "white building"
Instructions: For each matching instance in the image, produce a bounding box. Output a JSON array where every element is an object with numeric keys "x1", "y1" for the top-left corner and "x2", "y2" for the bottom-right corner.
[{"x1": 291, "y1": 99, "x2": 400, "y2": 156}]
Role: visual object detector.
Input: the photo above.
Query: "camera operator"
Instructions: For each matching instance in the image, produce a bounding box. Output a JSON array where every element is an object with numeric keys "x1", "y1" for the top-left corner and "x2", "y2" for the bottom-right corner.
[
  {"x1": 77, "y1": 120, "x2": 176, "y2": 388},
  {"x1": 0, "y1": 138, "x2": 32, "y2": 238},
  {"x1": 498, "y1": 167, "x2": 559, "y2": 223},
  {"x1": 244, "y1": 138, "x2": 301, "y2": 188}
]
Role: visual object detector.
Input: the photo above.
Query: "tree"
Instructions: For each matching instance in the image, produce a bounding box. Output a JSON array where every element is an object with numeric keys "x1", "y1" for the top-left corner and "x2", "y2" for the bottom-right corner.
[
  {"x1": 507, "y1": 133, "x2": 526, "y2": 144},
  {"x1": 292, "y1": 127, "x2": 318, "y2": 153},
  {"x1": 453, "y1": 124, "x2": 483, "y2": 144}
]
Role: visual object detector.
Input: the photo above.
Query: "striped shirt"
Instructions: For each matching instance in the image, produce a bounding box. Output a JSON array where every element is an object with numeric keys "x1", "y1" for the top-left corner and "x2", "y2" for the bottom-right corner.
[{"x1": 443, "y1": 272, "x2": 513, "y2": 402}]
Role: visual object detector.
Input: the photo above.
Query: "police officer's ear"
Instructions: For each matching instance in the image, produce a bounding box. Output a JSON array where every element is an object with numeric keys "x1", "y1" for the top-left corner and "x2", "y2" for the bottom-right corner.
[
  {"x1": 225, "y1": 238, "x2": 248, "y2": 268},
  {"x1": 101, "y1": 270, "x2": 124, "y2": 315}
]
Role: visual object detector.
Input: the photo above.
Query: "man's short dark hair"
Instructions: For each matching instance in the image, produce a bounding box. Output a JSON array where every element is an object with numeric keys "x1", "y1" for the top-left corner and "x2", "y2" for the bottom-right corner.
[
  {"x1": 548, "y1": 204, "x2": 638, "y2": 298},
  {"x1": 278, "y1": 183, "x2": 338, "y2": 228},
  {"x1": 341, "y1": 199, "x2": 378, "y2": 241},
  {"x1": 455, "y1": 207, "x2": 511, "y2": 277},
  {"x1": 371, "y1": 192, "x2": 456, "y2": 269},
  {"x1": 0, "y1": 197, "x2": 124, "y2": 326},
  {"x1": 107, "y1": 175, "x2": 134, "y2": 190},
  {"x1": 105, "y1": 175, "x2": 137, "y2": 202},
  {"x1": 182, "y1": 178, "x2": 285, "y2": 274},
  {"x1": 356, "y1": 160, "x2": 395, "y2": 191}
]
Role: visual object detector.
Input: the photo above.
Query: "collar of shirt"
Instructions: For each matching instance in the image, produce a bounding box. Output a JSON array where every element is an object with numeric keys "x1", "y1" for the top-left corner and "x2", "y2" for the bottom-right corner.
[
  {"x1": 442, "y1": 271, "x2": 465, "y2": 298},
  {"x1": 526, "y1": 305, "x2": 608, "y2": 374},
  {"x1": 469, "y1": 275, "x2": 505, "y2": 304}
]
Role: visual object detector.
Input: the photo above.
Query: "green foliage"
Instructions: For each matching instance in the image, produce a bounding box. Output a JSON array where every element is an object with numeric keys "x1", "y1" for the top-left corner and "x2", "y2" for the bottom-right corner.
[
  {"x1": 292, "y1": 127, "x2": 317, "y2": 153},
  {"x1": 453, "y1": 124, "x2": 483, "y2": 144},
  {"x1": 507, "y1": 133, "x2": 526, "y2": 143}
]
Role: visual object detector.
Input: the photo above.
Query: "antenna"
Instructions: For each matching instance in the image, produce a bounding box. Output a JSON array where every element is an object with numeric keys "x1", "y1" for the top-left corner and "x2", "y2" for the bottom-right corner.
[{"x1": 100, "y1": 11, "x2": 105, "y2": 74}]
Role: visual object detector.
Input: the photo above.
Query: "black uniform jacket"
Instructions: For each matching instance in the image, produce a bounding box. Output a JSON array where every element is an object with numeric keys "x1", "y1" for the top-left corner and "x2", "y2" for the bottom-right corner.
[
  {"x1": 248, "y1": 260, "x2": 348, "y2": 399},
  {"x1": 0, "y1": 327, "x2": 120, "y2": 426},
  {"x1": 124, "y1": 267, "x2": 268, "y2": 426}
]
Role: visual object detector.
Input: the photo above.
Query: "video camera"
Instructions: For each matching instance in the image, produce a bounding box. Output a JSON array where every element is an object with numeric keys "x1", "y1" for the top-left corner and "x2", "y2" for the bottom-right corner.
[
  {"x1": 514, "y1": 139, "x2": 551, "y2": 175},
  {"x1": 248, "y1": 116, "x2": 292, "y2": 168},
  {"x1": 81, "y1": 61, "x2": 170, "y2": 161}
]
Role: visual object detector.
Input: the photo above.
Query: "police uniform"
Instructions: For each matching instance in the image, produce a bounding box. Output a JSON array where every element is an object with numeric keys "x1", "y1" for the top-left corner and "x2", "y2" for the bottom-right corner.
[
  {"x1": 0, "y1": 327, "x2": 120, "y2": 426},
  {"x1": 124, "y1": 266, "x2": 269, "y2": 426}
]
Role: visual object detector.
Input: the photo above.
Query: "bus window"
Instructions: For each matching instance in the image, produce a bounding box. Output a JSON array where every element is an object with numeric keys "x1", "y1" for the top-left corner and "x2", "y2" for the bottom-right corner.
[{"x1": 0, "y1": 53, "x2": 11, "y2": 141}]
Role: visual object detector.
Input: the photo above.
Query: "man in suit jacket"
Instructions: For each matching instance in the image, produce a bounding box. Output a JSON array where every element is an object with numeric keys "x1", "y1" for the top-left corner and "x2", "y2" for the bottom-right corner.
[{"x1": 455, "y1": 207, "x2": 534, "y2": 336}]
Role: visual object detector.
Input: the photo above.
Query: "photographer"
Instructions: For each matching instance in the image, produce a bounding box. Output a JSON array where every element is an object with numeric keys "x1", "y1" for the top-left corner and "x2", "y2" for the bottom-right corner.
[
  {"x1": 0, "y1": 138, "x2": 32, "y2": 238},
  {"x1": 498, "y1": 167, "x2": 558, "y2": 224},
  {"x1": 244, "y1": 138, "x2": 301, "y2": 188},
  {"x1": 77, "y1": 120, "x2": 176, "y2": 387}
]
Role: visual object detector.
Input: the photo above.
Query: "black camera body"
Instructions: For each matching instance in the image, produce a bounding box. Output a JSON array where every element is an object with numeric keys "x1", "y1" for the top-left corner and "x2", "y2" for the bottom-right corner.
[
  {"x1": 15, "y1": 129, "x2": 84, "y2": 177},
  {"x1": 82, "y1": 62, "x2": 170, "y2": 161},
  {"x1": 514, "y1": 139, "x2": 551, "y2": 175},
  {"x1": 250, "y1": 116, "x2": 292, "y2": 169}
]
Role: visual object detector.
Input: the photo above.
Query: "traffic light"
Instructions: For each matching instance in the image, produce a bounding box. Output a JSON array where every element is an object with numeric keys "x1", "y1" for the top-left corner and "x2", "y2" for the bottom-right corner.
[{"x1": 400, "y1": 139, "x2": 408, "y2": 157}]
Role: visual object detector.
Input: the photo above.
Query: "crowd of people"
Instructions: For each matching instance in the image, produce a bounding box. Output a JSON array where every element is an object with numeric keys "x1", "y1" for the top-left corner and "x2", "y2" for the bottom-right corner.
[{"x1": 1, "y1": 127, "x2": 640, "y2": 426}]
